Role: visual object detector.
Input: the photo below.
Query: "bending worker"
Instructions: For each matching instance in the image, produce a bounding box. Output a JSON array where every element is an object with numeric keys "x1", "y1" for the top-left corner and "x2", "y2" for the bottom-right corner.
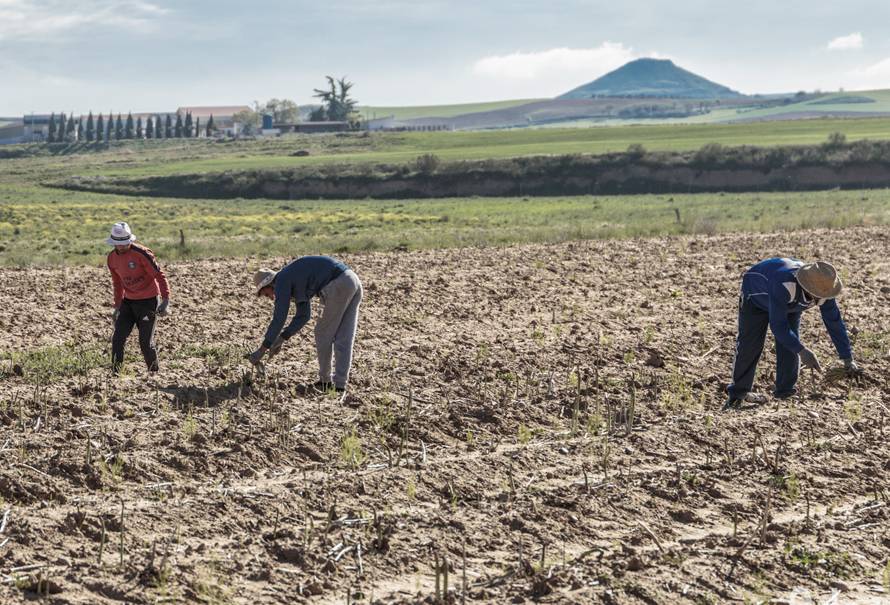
[
  {"x1": 249, "y1": 256, "x2": 363, "y2": 393},
  {"x1": 725, "y1": 258, "x2": 861, "y2": 410},
  {"x1": 106, "y1": 221, "x2": 170, "y2": 374}
]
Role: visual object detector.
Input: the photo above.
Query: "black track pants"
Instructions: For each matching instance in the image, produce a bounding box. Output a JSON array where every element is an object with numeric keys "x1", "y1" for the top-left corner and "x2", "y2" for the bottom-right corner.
[{"x1": 112, "y1": 297, "x2": 159, "y2": 372}]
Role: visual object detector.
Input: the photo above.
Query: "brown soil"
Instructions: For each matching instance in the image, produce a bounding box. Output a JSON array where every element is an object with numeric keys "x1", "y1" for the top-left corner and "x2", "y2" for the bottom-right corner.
[{"x1": 1, "y1": 228, "x2": 889, "y2": 604}]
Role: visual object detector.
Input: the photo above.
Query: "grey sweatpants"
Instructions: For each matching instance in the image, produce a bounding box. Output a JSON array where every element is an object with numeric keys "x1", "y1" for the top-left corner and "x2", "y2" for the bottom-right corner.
[{"x1": 316, "y1": 269, "x2": 363, "y2": 388}]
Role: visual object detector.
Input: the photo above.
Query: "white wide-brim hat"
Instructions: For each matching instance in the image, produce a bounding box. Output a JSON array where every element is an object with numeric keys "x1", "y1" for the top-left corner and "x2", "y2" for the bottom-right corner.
[
  {"x1": 253, "y1": 269, "x2": 277, "y2": 294},
  {"x1": 105, "y1": 221, "x2": 137, "y2": 246}
]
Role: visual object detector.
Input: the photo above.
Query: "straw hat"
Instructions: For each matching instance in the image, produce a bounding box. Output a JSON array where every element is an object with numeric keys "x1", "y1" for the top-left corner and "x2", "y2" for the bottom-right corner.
[
  {"x1": 105, "y1": 222, "x2": 136, "y2": 246},
  {"x1": 253, "y1": 269, "x2": 277, "y2": 294},
  {"x1": 796, "y1": 261, "x2": 843, "y2": 299}
]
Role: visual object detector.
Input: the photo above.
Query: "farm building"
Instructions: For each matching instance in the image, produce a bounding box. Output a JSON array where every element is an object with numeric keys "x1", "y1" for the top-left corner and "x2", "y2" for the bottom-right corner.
[
  {"x1": 275, "y1": 121, "x2": 352, "y2": 134},
  {"x1": 0, "y1": 123, "x2": 25, "y2": 145},
  {"x1": 176, "y1": 105, "x2": 251, "y2": 136},
  {"x1": 23, "y1": 114, "x2": 52, "y2": 141},
  {"x1": 366, "y1": 116, "x2": 451, "y2": 131}
]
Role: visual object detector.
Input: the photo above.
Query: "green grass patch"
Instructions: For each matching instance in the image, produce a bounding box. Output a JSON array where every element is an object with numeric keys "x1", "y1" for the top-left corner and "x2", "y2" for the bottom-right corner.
[
  {"x1": 1, "y1": 185, "x2": 888, "y2": 266},
  {"x1": 2, "y1": 342, "x2": 105, "y2": 382}
]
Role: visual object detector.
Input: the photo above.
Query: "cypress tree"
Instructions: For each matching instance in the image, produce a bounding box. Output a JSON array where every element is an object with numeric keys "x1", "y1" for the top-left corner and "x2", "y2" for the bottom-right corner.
[
  {"x1": 58, "y1": 113, "x2": 66, "y2": 142},
  {"x1": 96, "y1": 113, "x2": 104, "y2": 142},
  {"x1": 146, "y1": 115, "x2": 154, "y2": 139},
  {"x1": 115, "y1": 114, "x2": 123, "y2": 140},
  {"x1": 136, "y1": 116, "x2": 143, "y2": 139},
  {"x1": 47, "y1": 113, "x2": 57, "y2": 143},
  {"x1": 66, "y1": 114, "x2": 76, "y2": 141},
  {"x1": 175, "y1": 113, "x2": 183, "y2": 138},
  {"x1": 206, "y1": 114, "x2": 215, "y2": 137},
  {"x1": 106, "y1": 113, "x2": 113, "y2": 141},
  {"x1": 183, "y1": 111, "x2": 192, "y2": 138},
  {"x1": 125, "y1": 112, "x2": 134, "y2": 139},
  {"x1": 77, "y1": 119, "x2": 84, "y2": 141},
  {"x1": 165, "y1": 114, "x2": 173, "y2": 138},
  {"x1": 195, "y1": 117, "x2": 200, "y2": 138},
  {"x1": 86, "y1": 112, "x2": 95, "y2": 141}
]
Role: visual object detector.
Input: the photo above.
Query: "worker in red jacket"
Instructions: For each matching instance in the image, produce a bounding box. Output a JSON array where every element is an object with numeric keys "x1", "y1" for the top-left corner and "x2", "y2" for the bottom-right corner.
[{"x1": 105, "y1": 222, "x2": 170, "y2": 374}]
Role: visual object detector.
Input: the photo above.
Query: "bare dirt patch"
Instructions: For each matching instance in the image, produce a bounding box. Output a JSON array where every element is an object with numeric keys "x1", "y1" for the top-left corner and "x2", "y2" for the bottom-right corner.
[{"x1": 1, "y1": 228, "x2": 889, "y2": 603}]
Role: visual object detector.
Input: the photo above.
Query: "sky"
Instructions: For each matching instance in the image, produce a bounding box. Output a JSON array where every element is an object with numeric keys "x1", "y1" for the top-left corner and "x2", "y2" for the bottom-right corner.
[{"x1": 3, "y1": 0, "x2": 890, "y2": 115}]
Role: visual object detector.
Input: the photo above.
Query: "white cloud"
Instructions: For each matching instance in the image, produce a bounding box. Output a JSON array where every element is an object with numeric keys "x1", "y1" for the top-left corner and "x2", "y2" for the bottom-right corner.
[
  {"x1": 849, "y1": 56, "x2": 890, "y2": 89},
  {"x1": 0, "y1": 0, "x2": 169, "y2": 40},
  {"x1": 473, "y1": 43, "x2": 637, "y2": 81},
  {"x1": 470, "y1": 42, "x2": 657, "y2": 98},
  {"x1": 827, "y1": 32, "x2": 863, "y2": 51}
]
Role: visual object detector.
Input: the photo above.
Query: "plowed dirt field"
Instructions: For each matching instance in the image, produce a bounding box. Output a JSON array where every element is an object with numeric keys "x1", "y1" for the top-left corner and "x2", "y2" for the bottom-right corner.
[{"x1": 1, "y1": 228, "x2": 888, "y2": 604}]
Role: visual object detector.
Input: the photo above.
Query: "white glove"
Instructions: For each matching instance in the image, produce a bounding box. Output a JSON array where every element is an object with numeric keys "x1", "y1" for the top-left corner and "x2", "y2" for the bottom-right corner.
[{"x1": 799, "y1": 348, "x2": 822, "y2": 372}]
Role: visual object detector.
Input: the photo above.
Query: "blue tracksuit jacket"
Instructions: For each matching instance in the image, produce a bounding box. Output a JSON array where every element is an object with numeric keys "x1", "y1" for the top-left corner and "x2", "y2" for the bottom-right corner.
[
  {"x1": 262, "y1": 256, "x2": 347, "y2": 348},
  {"x1": 740, "y1": 257, "x2": 852, "y2": 359}
]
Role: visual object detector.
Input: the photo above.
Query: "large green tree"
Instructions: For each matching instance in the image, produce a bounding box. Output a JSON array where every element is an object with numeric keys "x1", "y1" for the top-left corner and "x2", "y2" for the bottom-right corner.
[
  {"x1": 115, "y1": 114, "x2": 123, "y2": 140},
  {"x1": 311, "y1": 76, "x2": 358, "y2": 123},
  {"x1": 145, "y1": 115, "x2": 154, "y2": 139},
  {"x1": 263, "y1": 98, "x2": 299, "y2": 123},
  {"x1": 96, "y1": 113, "x2": 104, "y2": 142},
  {"x1": 125, "y1": 112, "x2": 134, "y2": 139},
  {"x1": 165, "y1": 114, "x2": 173, "y2": 138},
  {"x1": 86, "y1": 112, "x2": 95, "y2": 141},
  {"x1": 174, "y1": 113, "x2": 183, "y2": 137}
]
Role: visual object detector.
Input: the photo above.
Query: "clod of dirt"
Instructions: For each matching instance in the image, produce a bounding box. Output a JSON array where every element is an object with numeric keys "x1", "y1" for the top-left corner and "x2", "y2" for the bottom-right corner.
[{"x1": 645, "y1": 349, "x2": 666, "y2": 368}]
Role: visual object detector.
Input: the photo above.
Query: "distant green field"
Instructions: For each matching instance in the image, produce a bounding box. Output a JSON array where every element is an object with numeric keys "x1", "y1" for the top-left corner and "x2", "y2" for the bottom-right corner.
[
  {"x1": 4, "y1": 116, "x2": 890, "y2": 266},
  {"x1": 11, "y1": 116, "x2": 887, "y2": 180},
  {"x1": 1, "y1": 181, "x2": 887, "y2": 266},
  {"x1": 359, "y1": 99, "x2": 543, "y2": 120},
  {"x1": 718, "y1": 90, "x2": 890, "y2": 122}
]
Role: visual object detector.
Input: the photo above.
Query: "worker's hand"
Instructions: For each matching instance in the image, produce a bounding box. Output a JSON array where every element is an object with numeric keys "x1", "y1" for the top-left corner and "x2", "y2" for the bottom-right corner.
[
  {"x1": 799, "y1": 348, "x2": 822, "y2": 372},
  {"x1": 247, "y1": 348, "x2": 266, "y2": 366},
  {"x1": 111, "y1": 307, "x2": 120, "y2": 325},
  {"x1": 156, "y1": 299, "x2": 170, "y2": 317},
  {"x1": 843, "y1": 357, "x2": 863, "y2": 377},
  {"x1": 268, "y1": 336, "x2": 285, "y2": 357}
]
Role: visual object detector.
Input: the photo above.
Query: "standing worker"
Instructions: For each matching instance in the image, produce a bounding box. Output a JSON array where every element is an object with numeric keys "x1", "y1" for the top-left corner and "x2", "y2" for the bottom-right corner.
[
  {"x1": 724, "y1": 258, "x2": 861, "y2": 410},
  {"x1": 249, "y1": 256, "x2": 362, "y2": 393},
  {"x1": 106, "y1": 222, "x2": 170, "y2": 374}
]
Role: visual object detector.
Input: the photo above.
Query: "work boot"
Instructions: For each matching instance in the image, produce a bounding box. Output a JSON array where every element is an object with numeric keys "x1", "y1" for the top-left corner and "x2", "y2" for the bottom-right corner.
[
  {"x1": 722, "y1": 396, "x2": 743, "y2": 411},
  {"x1": 313, "y1": 381, "x2": 334, "y2": 393}
]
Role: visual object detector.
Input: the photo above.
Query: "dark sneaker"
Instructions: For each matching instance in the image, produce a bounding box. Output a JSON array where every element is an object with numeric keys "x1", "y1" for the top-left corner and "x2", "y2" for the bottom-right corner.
[
  {"x1": 722, "y1": 396, "x2": 743, "y2": 411},
  {"x1": 313, "y1": 381, "x2": 334, "y2": 392}
]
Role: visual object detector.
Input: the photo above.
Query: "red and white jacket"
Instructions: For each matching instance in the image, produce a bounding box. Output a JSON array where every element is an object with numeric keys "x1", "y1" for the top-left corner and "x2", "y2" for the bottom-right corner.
[{"x1": 107, "y1": 244, "x2": 170, "y2": 307}]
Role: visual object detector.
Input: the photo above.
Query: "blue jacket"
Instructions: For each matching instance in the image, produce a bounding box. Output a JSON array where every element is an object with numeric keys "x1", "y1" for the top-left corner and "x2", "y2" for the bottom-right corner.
[
  {"x1": 262, "y1": 256, "x2": 347, "y2": 348},
  {"x1": 741, "y1": 257, "x2": 852, "y2": 359}
]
